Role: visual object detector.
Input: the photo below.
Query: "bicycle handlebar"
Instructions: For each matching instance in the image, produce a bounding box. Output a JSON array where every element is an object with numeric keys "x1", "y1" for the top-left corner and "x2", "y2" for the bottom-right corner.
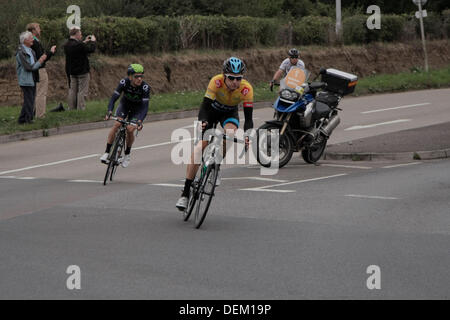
[{"x1": 111, "y1": 117, "x2": 138, "y2": 127}]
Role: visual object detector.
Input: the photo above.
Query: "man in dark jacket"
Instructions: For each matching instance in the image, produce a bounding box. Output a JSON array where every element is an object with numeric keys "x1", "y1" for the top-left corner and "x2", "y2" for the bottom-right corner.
[
  {"x1": 64, "y1": 27, "x2": 96, "y2": 110},
  {"x1": 27, "y1": 22, "x2": 56, "y2": 119}
]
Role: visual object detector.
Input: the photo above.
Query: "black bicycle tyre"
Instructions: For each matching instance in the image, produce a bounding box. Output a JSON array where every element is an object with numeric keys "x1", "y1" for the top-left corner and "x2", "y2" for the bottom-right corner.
[
  {"x1": 111, "y1": 132, "x2": 125, "y2": 181},
  {"x1": 183, "y1": 181, "x2": 198, "y2": 221},
  {"x1": 103, "y1": 130, "x2": 122, "y2": 185},
  {"x1": 194, "y1": 164, "x2": 218, "y2": 229},
  {"x1": 103, "y1": 160, "x2": 113, "y2": 185}
]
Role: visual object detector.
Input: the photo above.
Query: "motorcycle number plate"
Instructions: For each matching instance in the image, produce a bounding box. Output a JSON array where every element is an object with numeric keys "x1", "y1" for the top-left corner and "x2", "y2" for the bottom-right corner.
[{"x1": 285, "y1": 68, "x2": 306, "y2": 89}]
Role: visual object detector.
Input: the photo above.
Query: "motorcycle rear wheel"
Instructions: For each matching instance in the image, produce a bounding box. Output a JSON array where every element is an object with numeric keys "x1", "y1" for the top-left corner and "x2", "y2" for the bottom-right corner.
[{"x1": 302, "y1": 134, "x2": 327, "y2": 164}]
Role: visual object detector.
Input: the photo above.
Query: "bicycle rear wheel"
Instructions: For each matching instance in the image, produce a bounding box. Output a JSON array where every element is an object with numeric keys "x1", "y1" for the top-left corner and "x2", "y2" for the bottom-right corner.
[{"x1": 194, "y1": 164, "x2": 219, "y2": 229}]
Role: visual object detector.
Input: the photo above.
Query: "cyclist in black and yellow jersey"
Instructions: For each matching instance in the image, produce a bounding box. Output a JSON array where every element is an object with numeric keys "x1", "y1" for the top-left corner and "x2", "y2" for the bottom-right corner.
[{"x1": 176, "y1": 57, "x2": 254, "y2": 211}]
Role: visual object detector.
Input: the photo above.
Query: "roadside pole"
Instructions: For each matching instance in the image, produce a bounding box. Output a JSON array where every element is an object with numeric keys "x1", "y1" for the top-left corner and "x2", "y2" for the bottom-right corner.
[
  {"x1": 415, "y1": 0, "x2": 429, "y2": 72},
  {"x1": 336, "y1": 0, "x2": 342, "y2": 42}
]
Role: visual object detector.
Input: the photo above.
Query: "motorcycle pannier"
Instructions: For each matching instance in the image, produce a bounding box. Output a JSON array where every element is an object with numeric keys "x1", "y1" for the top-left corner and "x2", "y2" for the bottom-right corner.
[
  {"x1": 316, "y1": 92, "x2": 339, "y2": 108},
  {"x1": 321, "y1": 68, "x2": 358, "y2": 96}
]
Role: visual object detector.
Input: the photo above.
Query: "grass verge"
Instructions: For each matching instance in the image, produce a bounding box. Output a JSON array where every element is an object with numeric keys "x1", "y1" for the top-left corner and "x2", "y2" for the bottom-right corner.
[{"x1": 1, "y1": 66, "x2": 449, "y2": 136}]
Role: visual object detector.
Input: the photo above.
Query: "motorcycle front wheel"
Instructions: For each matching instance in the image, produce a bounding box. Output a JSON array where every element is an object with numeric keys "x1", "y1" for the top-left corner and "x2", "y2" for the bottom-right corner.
[{"x1": 257, "y1": 123, "x2": 294, "y2": 169}]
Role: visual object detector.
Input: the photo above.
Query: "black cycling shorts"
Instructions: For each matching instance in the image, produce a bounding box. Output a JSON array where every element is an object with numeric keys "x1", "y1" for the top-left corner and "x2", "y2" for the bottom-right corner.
[
  {"x1": 115, "y1": 100, "x2": 141, "y2": 122},
  {"x1": 199, "y1": 104, "x2": 240, "y2": 133}
]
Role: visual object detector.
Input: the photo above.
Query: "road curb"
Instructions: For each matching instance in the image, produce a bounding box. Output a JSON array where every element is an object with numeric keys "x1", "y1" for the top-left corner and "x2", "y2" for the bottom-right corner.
[
  {"x1": 0, "y1": 101, "x2": 273, "y2": 144},
  {"x1": 323, "y1": 148, "x2": 450, "y2": 161}
]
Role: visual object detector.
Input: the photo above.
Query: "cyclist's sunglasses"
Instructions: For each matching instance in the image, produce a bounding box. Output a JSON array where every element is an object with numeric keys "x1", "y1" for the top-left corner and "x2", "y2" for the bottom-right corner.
[
  {"x1": 289, "y1": 56, "x2": 298, "y2": 59},
  {"x1": 134, "y1": 74, "x2": 144, "y2": 79},
  {"x1": 225, "y1": 74, "x2": 243, "y2": 81}
]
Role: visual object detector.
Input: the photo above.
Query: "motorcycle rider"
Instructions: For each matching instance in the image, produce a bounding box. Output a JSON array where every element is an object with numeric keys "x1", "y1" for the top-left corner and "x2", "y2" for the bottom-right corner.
[{"x1": 270, "y1": 48, "x2": 306, "y2": 91}]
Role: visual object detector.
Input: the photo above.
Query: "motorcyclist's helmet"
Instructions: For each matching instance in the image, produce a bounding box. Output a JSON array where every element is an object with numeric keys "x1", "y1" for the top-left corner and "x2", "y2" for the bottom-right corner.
[
  {"x1": 288, "y1": 48, "x2": 299, "y2": 58},
  {"x1": 223, "y1": 57, "x2": 246, "y2": 74},
  {"x1": 127, "y1": 64, "x2": 144, "y2": 75}
]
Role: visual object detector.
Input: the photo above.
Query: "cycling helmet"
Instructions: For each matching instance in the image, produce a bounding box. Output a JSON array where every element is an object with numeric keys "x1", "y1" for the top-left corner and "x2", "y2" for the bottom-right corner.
[
  {"x1": 127, "y1": 64, "x2": 144, "y2": 75},
  {"x1": 223, "y1": 57, "x2": 246, "y2": 74},
  {"x1": 288, "y1": 48, "x2": 299, "y2": 58}
]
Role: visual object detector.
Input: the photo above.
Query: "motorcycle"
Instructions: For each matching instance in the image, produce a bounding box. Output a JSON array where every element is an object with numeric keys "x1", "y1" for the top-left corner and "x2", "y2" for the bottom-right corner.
[{"x1": 257, "y1": 67, "x2": 358, "y2": 168}]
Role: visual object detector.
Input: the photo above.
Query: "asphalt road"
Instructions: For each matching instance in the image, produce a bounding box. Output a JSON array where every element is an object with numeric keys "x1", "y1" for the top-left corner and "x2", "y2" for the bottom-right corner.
[{"x1": 0, "y1": 88, "x2": 449, "y2": 299}]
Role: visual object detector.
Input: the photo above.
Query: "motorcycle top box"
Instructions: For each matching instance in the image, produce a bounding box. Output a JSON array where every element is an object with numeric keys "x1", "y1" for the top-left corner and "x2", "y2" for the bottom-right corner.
[{"x1": 321, "y1": 68, "x2": 358, "y2": 96}]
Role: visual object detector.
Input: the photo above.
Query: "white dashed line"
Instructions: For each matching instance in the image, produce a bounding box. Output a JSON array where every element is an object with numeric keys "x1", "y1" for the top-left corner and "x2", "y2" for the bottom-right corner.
[
  {"x1": 345, "y1": 119, "x2": 411, "y2": 131},
  {"x1": 221, "y1": 177, "x2": 288, "y2": 182},
  {"x1": 322, "y1": 164, "x2": 372, "y2": 170},
  {"x1": 383, "y1": 162, "x2": 422, "y2": 169},
  {"x1": 68, "y1": 180, "x2": 103, "y2": 183},
  {"x1": 151, "y1": 183, "x2": 184, "y2": 188},
  {"x1": 240, "y1": 173, "x2": 348, "y2": 192},
  {"x1": 361, "y1": 103, "x2": 430, "y2": 114},
  {"x1": 345, "y1": 194, "x2": 399, "y2": 200},
  {"x1": 0, "y1": 154, "x2": 100, "y2": 175},
  {"x1": 241, "y1": 188, "x2": 295, "y2": 193}
]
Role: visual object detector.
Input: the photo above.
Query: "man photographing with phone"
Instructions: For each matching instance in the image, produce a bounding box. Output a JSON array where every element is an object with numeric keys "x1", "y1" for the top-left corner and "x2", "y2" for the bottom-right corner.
[{"x1": 64, "y1": 27, "x2": 96, "y2": 110}]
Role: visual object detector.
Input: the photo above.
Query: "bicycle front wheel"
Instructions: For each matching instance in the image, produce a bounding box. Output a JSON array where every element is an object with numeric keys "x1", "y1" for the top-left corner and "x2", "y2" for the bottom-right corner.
[
  {"x1": 103, "y1": 160, "x2": 114, "y2": 185},
  {"x1": 183, "y1": 182, "x2": 198, "y2": 222},
  {"x1": 194, "y1": 164, "x2": 219, "y2": 229},
  {"x1": 110, "y1": 134, "x2": 125, "y2": 181}
]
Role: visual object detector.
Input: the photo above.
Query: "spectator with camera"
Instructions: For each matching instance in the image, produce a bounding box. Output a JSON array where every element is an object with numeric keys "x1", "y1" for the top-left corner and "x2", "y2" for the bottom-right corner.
[{"x1": 63, "y1": 27, "x2": 96, "y2": 110}]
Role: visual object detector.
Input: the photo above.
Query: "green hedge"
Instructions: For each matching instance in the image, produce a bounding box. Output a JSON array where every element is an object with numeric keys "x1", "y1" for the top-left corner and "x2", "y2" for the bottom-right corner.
[
  {"x1": 293, "y1": 16, "x2": 334, "y2": 45},
  {"x1": 2, "y1": 13, "x2": 449, "y2": 60}
]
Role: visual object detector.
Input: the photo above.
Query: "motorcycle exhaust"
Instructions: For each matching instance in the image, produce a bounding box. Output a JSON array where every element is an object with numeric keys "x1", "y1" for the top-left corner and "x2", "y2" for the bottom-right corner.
[{"x1": 321, "y1": 115, "x2": 341, "y2": 137}]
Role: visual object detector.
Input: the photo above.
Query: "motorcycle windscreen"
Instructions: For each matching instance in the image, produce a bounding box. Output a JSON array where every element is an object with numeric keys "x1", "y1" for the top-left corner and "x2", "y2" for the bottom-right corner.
[{"x1": 282, "y1": 67, "x2": 307, "y2": 90}]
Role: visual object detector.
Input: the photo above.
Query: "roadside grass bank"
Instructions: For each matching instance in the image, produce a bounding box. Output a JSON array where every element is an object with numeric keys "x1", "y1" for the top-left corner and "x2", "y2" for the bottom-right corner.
[{"x1": 1, "y1": 66, "x2": 449, "y2": 136}]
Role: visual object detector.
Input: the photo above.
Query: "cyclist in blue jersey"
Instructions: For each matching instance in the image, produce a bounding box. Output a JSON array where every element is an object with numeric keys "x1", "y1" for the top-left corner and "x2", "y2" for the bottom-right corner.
[{"x1": 100, "y1": 64, "x2": 150, "y2": 168}]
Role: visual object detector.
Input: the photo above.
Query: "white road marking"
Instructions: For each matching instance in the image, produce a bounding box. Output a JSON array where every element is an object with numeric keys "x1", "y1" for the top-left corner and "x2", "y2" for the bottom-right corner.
[
  {"x1": 257, "y1": 173, "x2": 348, "y2": 189},
  {"x1": 16, "y1": 177, "x2": 37, "y2": 180},
  {"x1": 240, "y1": 173, "x2": 348, "y2": 192},
  {"x1": 151, "y1": 183, "x2": 184, "y2": 188},
  {"x1": 0, "y1": 138, "x2": 196, "y2": 176},
  {"x1": 322, "y1": 164, "x2": 372, "y2": 170},
  {"x1": 68, "y1": 180, "x2": 103, "y2": 183},
  {"x1": 133, "y1": 138, "x2": 194, "y2": 151},
  {"x1": 222, "y1": 177, "x2": 288, "y2": 182},
  {"x1": 345, "y1": 119, "x2": 411, "y2": 131},
  {"x1": 382, "y1": 162, "x2": 422, "y2": 169},
  {"x1": 361, "y1": 103, "x2": 430, "y2": 114},
  {"x1": 0, "y1": 154, "x2": 100, "y2": 175},
  {"x1": 0, "y1": 176, "x2": 17, "y2": 179},
  {"x1": 241, "y1": 188, "x2": 296, "y2": 193},
  {"x1": 345, "y1": 194, "x2": 399, "y2": 200}
]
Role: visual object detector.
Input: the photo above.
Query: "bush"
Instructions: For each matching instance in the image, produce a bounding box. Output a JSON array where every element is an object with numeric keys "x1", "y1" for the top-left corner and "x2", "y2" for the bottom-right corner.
[
  {"x1": 343, "y1": 14, "x2": 406, "y2": 44},
  {"x1": 293, "y1": 16, "x2": 334, "y2": 45},
  {"x1": 379, "y1": 15, "x2": 407, "y2": 42},
  {"x1": 443, "y1": 9, "x2": 450, "y2": 38},
  {"x1": 419, "y1": 12, "x2": 445, "y2": 39},
  {"x1": 0, "y1": 34, "x2": 11, "y2": 60},
  {"x1": 343, "y1": 15, "x2": 368, "y2": 45}
]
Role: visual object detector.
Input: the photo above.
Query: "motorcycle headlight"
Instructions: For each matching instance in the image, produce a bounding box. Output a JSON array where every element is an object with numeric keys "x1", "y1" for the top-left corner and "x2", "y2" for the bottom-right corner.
[{"x1": 280, "y1": 89, "x2": 299, "y2": 101}]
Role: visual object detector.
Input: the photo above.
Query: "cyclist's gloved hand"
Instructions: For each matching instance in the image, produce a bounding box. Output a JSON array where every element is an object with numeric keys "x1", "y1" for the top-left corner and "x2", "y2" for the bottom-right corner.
[
  {"x1": 137, "y1": 121, "x2": 143, "y2": 131},
  {"x1": 105, "y1": 111, "x2": 112, "y2": 120},
  {"x1": 270, "y1": 80, "x2": 274, "y2": 92},
  {"x1": 201, "y1": 121, "x2": 208, "y2": 130}
]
